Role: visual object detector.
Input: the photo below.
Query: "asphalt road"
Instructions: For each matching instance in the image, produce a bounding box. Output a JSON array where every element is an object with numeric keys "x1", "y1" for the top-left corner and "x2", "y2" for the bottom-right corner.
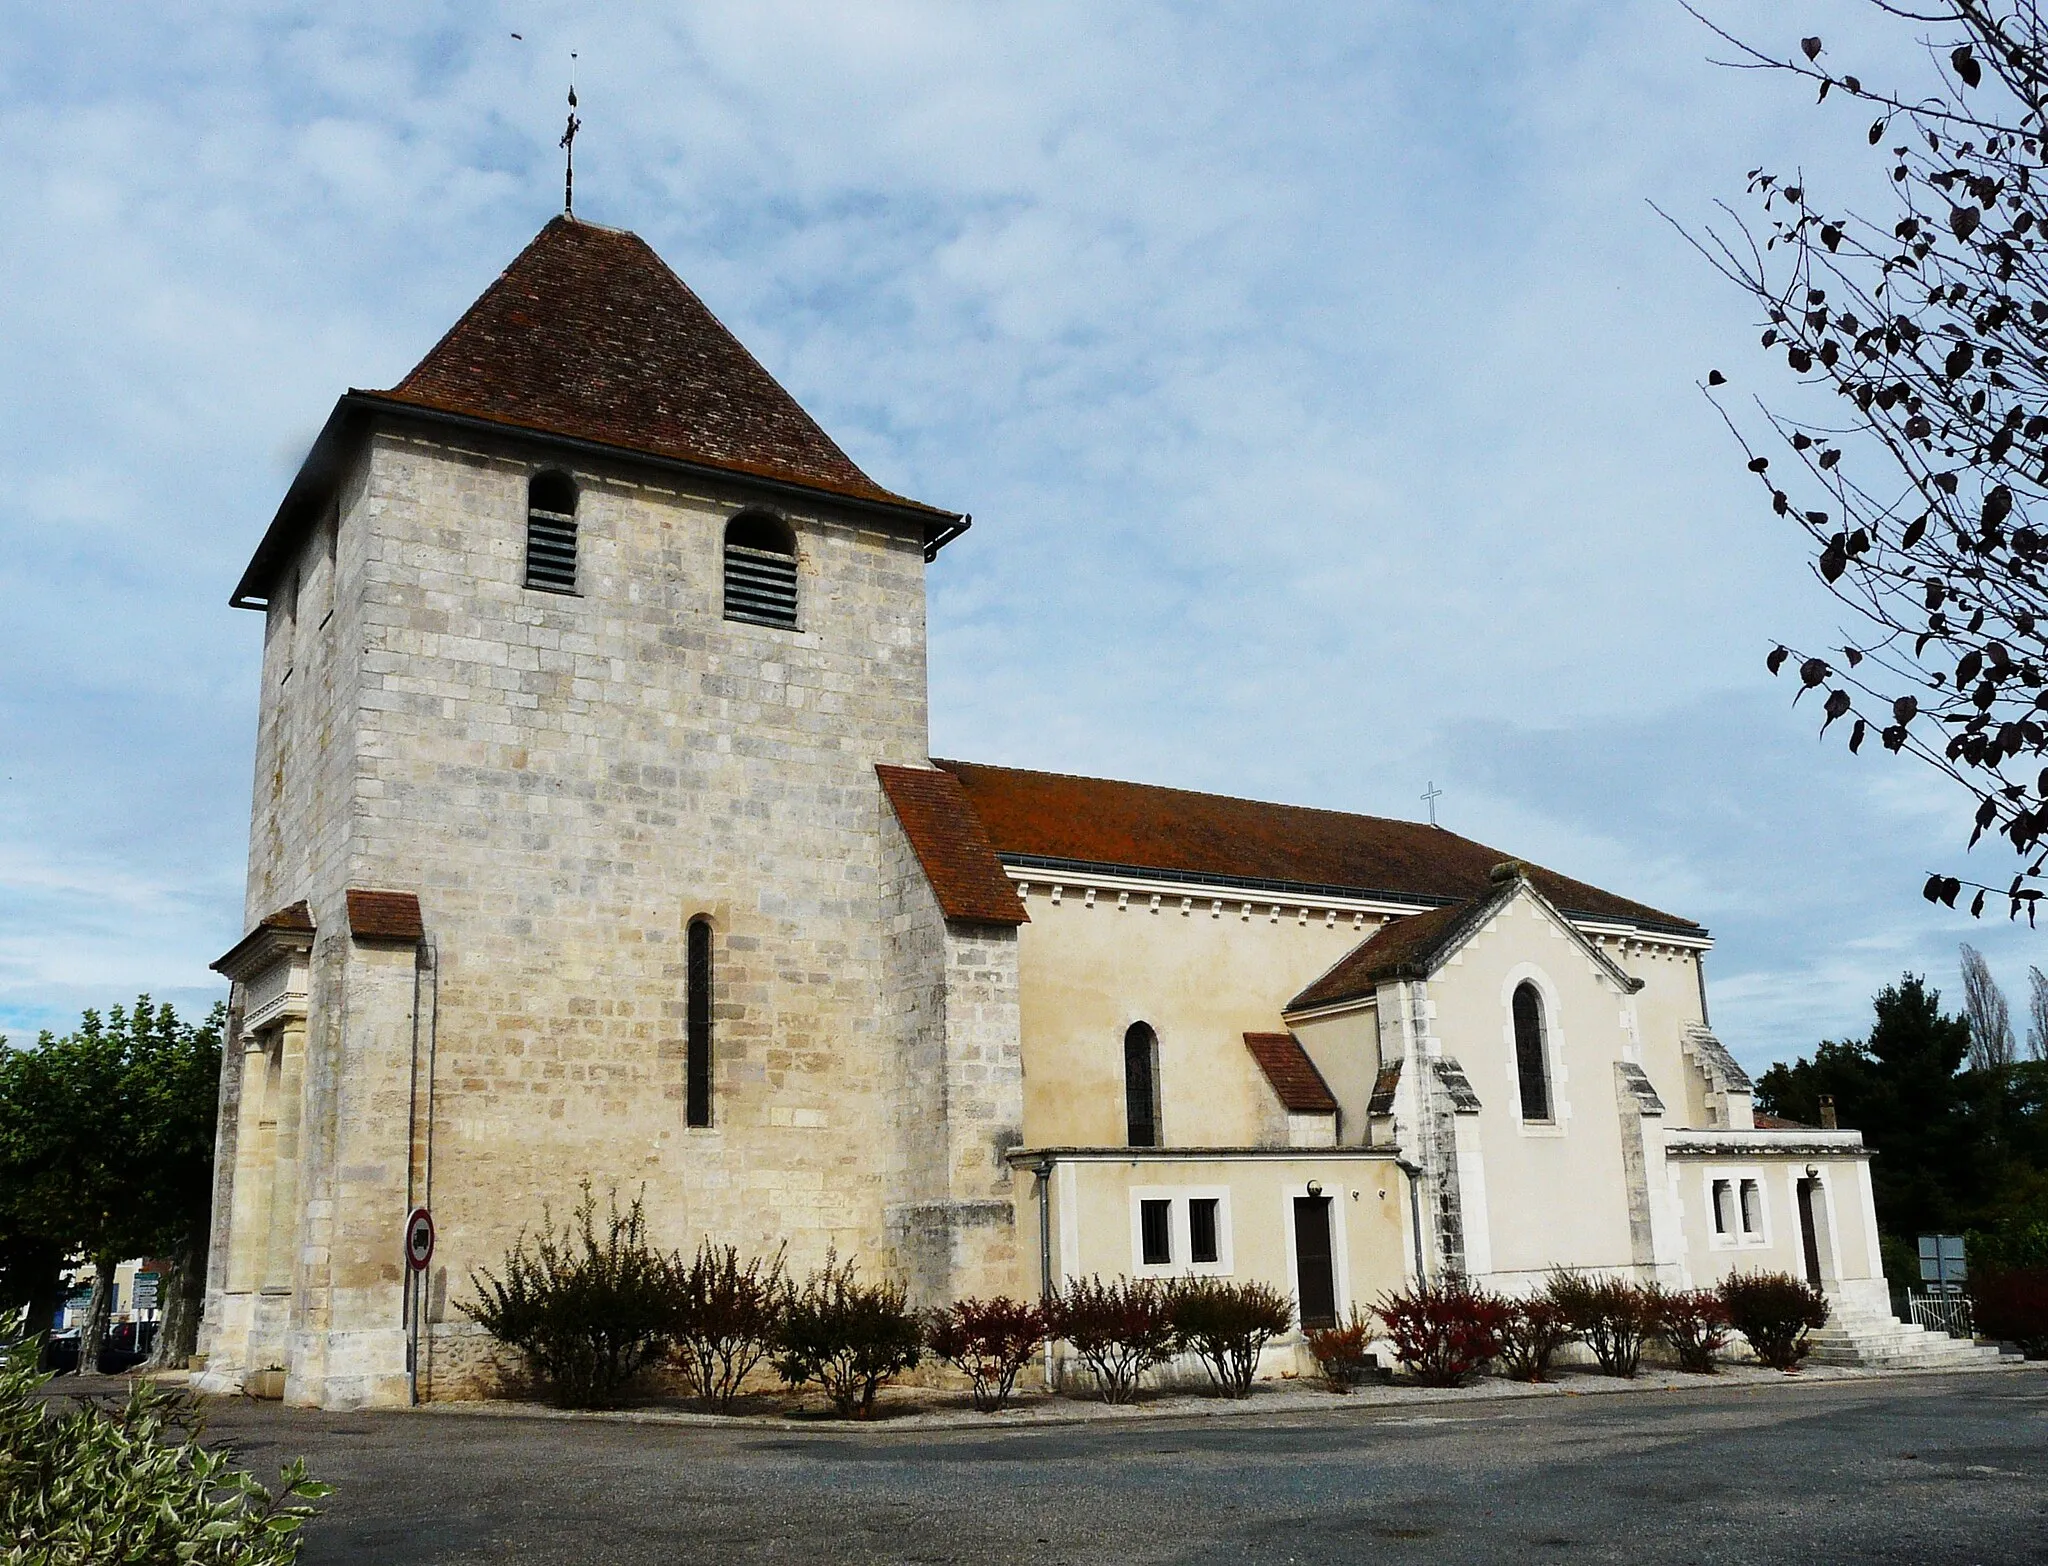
[{"x1": 181, "y1": 1372, "x2": 2048, "y2": 1564}]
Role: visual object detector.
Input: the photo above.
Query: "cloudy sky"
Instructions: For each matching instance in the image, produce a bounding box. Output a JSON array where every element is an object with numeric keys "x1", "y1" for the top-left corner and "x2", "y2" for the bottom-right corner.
[{"x1": 1, "y1": 0, "x2": 2038, "y2": 1071}]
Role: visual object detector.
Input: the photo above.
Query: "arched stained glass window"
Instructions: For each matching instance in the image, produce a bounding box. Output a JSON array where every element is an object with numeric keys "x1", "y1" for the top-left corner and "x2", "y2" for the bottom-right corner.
[
  {"x1": 1124, "y1": 1022, "x2": 1159, "y2": 1148},
  {"x1": 1513, "y1": 981, "x2": 1552, "y2": 1122}
]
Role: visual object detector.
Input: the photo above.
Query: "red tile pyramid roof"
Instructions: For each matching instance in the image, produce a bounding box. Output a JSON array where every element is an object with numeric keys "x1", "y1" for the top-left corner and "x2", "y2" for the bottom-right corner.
[
  {"x1": 372, "y1": 216, "x2": 946, "y2": 515},
  {"x1": 932, "y1": 760, "x2": 1698, "y2": 934},
  {"x1": 1243, "y1": 1033, "x2": 1339, "y2": 1114},
  {"x1": 876, "y1": 765, "x2": 1029, "y2": 926}
]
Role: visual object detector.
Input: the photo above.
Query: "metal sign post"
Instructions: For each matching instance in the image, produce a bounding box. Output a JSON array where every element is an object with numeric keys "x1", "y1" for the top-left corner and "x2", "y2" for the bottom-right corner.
[{"x1": 404, "y1": 1207, "x2": 435, "y2": 1405}]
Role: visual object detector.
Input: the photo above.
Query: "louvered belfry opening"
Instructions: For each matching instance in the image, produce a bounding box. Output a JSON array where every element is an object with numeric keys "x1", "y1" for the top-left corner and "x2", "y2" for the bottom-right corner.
[
  {"x1": 723, "y1": 513, "x2": 798, "y2": 629},
  {"x1": 525, "y1": 470, "x2": 579, "y2": 593}
]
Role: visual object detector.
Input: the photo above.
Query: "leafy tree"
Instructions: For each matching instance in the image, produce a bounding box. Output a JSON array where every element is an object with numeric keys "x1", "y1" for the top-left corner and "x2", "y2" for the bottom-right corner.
[
  {"x1": 1757, "y1": 972, "x2": 2048, "y2": 1237},
  {"x1": 1682, "y1": 2, "x2": 2048, "y2": 915},
  {"x1": 0, "y1": 998, "x2": 222, "y2": 1367}
]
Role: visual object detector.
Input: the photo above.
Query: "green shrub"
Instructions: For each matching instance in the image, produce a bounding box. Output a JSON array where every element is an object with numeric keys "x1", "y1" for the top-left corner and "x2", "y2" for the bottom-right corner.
[
  {"x1": 925, "y1": 1297, "x2": 1048, "y2": 1412},
  {"x1": 461, "y1": 1182, "x2": 674, "y2": 1407},
  {"x1": 1045, "y1": 1277, "x2": 1175, "y2": 1404},
  {"x1": 1968, "y1": 1268, "x2": 2048, "y2": 1356},
  {"x1": 1495, "y1": 1295, "x2": 1574, "y2": 1383},
  {"x1": 1372, "y1": 1280, "x2": 1512, "y2": 1387},
  {"x1": 1166, "y1": 1278, "x2": 1294, "y2": 1398},
  {"x1": 668, "y1": 1242, "x2": 791, "y2": 1412},
  {"x1": 1546, "y1": 1272, "x2": 1661, "y2": 1378},
  {"x1": 1965, "y1": 1217, "x2": 2048, "y2": 1275},
  {"x1": 1718, "y1": 1271, "x2": 1830, "y2": 1371},
  {"x1": 1303, "y1": 1312, "x2": 1379, "y2": 1392},
  {"x1": 0, "y1": 1311, "x2": 330, "y2": 1562},
  {"x1": 1659, "y1": 1288, "x2": 1732, "y2": 1374},
  {"x1": 774, "y1": 1253, "x2": 923, "y2": 1418}
]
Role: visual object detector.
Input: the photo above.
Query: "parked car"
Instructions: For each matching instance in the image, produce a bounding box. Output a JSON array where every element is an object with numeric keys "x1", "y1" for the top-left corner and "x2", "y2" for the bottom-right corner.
[
  {"x1": 40, "y1": 1329, "x2": 81, "y2": 1374},
  {"x1": 96, "y1": 1320, "x2": 157, "y2": 1374}
]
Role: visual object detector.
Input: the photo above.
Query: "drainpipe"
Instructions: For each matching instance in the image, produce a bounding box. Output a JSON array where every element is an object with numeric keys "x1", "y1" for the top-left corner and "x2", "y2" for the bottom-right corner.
[
  {"x1": 1395, "y1": 1158, "x2": 1428, "y2": 1285},
  {"x1": 406, "y1": 944, "x2": 423, "y2": 1405},
  {"x1": 1033, "y1": 1156, "x2": 1055, "y2": 1390},
  {"x1": 416, "y1": 938, "x2": 440, "y2": 1404}
]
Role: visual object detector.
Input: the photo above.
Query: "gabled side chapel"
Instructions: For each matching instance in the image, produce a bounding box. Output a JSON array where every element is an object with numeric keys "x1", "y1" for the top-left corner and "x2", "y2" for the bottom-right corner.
[{"x1": 199, "y1": 216, "x2": 1897, "y2": 1408}]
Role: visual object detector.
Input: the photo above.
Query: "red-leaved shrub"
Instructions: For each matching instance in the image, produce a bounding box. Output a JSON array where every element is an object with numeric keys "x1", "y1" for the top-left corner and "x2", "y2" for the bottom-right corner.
[
  {"x1": 1969, "y1": 1268, "x2": 2048, "y2": 1357},
  {"x1": 926, "y1": 1297, "x2": 1048, "y2": 1412},
  {"x1": 1495, "y1": 1296, "x2": 1574, "y2": 1383},
  {"x1": 1303, "y1": 1313, "x2": 1378, "y2": 1392},
  {"x1": 1659, "y1": 1288, "x2": 1732, "y2": 1373},
  {"x1": 1717, "y1": 1271, "x2": 1829, "y2": 1372},
  {"x1": 1046, "y1": 1277, "x2": 1175, "y2": 1403},
  {"x1": 1372, "y1": 1281, "x2": 1511, "y2": 1387},
  {"x1": 1547, "y1": 1272, "x2": 1662, "y2": 1378}
]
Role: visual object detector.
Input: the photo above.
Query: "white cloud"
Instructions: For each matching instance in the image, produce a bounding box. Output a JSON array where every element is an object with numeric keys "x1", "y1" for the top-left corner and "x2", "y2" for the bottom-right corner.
[{"x1": 0, "y1": 0, "x2": 2031, "y2": 1056}]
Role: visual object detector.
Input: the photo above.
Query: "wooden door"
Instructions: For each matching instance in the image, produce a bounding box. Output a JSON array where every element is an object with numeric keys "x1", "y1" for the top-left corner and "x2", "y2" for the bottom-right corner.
[
  {"x1": 1293, "y1": 1195, "x2": 1338, "y2": 1328},
  {"x1": 1796, "y1": 1179, "x2": 1823, "y2": 1290}
]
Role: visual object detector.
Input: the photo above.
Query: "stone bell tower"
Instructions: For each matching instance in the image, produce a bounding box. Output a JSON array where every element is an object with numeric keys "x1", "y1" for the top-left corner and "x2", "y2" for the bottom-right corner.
[{"x1": 196, "y1": 216, "x2": 1007, "y2": 1409}]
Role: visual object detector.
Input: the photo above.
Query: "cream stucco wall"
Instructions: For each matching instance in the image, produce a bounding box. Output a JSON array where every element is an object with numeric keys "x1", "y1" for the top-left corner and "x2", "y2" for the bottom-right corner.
[
  {"x1": 1670, "y1": 1142, "x2": 1884, "y2": 1303},
  {"x1": 1042, "y1": 1152, "x2": 1411, "y2": 1321},
  {"x1": 1415, "y1": 893, "x2": 1647, "y2": 1284},
  {"x1": 1015, "y1": 889, "x2": 1387, "y2": 1148}
]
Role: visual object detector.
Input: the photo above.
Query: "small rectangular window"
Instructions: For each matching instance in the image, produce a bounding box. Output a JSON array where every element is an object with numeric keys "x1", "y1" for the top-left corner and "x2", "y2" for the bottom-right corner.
[
  {"x1": 1140, "y1": 1199, "x2": 1172, "y2": 1266},
  {"x1": 1189, "y1": 1198, "x2": 1220, "y2": 1265},
  {"x1": 1711, "y1": 1179, "x2": 1734, "y2": 1236},
  {"x1": 1739, "y1": 1179, "x2": 1763, "y2": 1237}
]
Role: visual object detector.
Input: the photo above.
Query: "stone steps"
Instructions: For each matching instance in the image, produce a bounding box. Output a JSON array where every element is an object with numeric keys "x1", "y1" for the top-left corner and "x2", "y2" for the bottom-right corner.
[{"x1": 1804, "y1": 1310, "x2": 2015, "y2": 1370}]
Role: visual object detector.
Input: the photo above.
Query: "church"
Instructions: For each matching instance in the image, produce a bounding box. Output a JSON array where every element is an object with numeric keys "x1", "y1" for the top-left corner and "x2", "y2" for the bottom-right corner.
[{"x1": 197, "y1": 214, "x2": 1903, "y2": 1409}]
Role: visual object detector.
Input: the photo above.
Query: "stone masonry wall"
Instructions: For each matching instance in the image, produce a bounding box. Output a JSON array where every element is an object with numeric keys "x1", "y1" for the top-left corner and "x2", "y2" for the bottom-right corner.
[{"x1": 337, "y1": 423, "x2": 937, "y2": 1400}]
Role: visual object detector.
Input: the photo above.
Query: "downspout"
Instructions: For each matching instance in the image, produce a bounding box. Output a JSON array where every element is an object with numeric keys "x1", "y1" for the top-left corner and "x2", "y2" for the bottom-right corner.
[
  {"x1": 406, "y1": 945, "x2": 423, "y2": 1405},
  {"x1": 1694, "y1": 951, "x2": 1711, "y2": 1029},
  {"x1": 1033, "y1": 1156, "x2": 1055, "y2": 1389},
  {"x1": 417, "y1": 938, "x2": 440, "y2": 1402},
  {"x1": 1396, "y1": 1157, "x2": 1428, "y2": 1285}
]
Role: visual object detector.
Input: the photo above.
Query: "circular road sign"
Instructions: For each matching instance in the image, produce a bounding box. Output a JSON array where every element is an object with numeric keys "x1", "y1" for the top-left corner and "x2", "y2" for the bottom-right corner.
[{"x1": 404, "y1": 1206, "x2": 435, "y2": 1272}]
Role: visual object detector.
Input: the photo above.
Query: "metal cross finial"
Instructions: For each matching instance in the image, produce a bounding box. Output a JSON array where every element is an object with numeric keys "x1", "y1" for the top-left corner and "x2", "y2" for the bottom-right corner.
[
  {"x1": 560, "y1": 55, "x2": 581, "y2": 216},
  {"x1": 1421, "y1": 781, "x2": 1444, "y2": 827}
]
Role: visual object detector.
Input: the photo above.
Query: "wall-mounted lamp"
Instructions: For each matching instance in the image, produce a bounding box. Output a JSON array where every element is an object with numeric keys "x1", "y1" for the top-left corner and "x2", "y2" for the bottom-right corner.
[
  {"x1": 1306, "y1": 1180, "x2": 1324, "y2": 1198},
  {"x1": 1804, "y1": 1164, "x2": 1820, "y2": 1180}
]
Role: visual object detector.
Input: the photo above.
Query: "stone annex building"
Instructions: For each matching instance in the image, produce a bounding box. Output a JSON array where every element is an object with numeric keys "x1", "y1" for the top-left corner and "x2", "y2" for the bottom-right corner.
[{"x1": 197, "y1": 214, "x2": 1903, "y2": 1409}]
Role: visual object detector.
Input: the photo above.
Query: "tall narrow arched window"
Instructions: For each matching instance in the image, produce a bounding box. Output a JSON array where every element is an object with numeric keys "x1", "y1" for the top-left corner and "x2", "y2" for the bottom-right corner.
[
  {"x1": 1124, "y1": 1022, "x2": 1159, "y2": 1147},
  {"x1": 1512, "y1": 981, "x2": 1552, "y2": 1122},
  {"x1": 525, "y1": 471, "x2": 579, "y2": 593},
  {"x1": 723, "y1": 513, "x2": 798, "y2": 629},
  {"x1": 686, "y1": 917, "x2": 714, "y2": 1128}
]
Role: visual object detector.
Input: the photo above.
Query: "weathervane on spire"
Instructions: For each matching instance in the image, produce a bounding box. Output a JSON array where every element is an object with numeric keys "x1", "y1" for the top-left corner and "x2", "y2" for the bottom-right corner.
[{"x1": 560, "y1": 54, "x2": 581, "y2": 217}]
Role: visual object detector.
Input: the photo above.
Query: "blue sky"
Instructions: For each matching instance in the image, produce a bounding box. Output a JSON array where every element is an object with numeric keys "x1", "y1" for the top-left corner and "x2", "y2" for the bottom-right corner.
[{"x1": 1, "y1": 1, "x2": 2038, "y2": 1070}]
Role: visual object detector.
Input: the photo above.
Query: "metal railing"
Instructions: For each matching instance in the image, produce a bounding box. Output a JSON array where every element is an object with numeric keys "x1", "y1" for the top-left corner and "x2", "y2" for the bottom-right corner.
[{"x1": 1906, "y1": 1289, "x2": 1975, "y2": 1339}]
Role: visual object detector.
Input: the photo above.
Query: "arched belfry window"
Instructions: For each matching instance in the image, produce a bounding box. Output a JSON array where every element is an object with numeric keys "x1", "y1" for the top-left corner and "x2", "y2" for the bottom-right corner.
[
  {"x1": 1513, "y1": 981, "x2": 1553, "y2": 1122},
  {"x1": 1124, "y1": 1022, "x2": 1160, "y2": 1148},
  {"x1": 723, "y1": 513, "x2": 798, "y2": 629},
  {"x1": 525, "y1": 471, "x2": 579, "y2": 593},
  {"x1": 686, "y1": 917, "x2": 714, "y2": 1128}
]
